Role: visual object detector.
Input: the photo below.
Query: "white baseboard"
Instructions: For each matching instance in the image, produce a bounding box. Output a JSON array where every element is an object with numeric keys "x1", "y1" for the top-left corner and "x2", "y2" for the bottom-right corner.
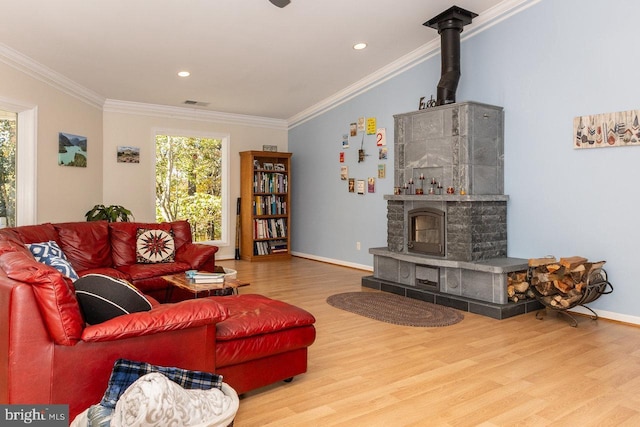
[
  {"x1": 290, "y1": 251, "x2": 373, "y2": 272},
  {"x1": 215, "y1": 252, "x2": 373, "y2": 271},
  {"x1": 568, "y1": 306, "x2": 640, "y2": 326}
]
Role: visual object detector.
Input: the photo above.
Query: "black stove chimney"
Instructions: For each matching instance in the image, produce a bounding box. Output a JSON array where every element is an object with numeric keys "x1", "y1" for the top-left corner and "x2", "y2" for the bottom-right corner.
[{"x1": 424, "y1": 6, "x2": 477, "y2": 106}]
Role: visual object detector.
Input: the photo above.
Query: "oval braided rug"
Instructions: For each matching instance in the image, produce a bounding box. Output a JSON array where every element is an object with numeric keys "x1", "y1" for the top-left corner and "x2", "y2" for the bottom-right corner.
[{"x1": 326, "y1": 292, "x2": 463, "y2": 327}]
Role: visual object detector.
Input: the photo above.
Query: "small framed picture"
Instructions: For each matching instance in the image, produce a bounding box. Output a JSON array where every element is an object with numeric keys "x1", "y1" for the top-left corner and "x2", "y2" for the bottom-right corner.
[
  {"x1": 368, "y1": 177, "x2": 375, "y2": 193},
  {"x1": 263, "y1": 162, "x2": 274, "y2": 170},
  {"x1": 117, "y1": 146, "x2": 140, "y2": 163},
  {"x1": 340, "y1": 166, "x2": 348, "y2": 180},
  {"x1": 274, "y1": 163, "x2": 285, "y2": 171}
]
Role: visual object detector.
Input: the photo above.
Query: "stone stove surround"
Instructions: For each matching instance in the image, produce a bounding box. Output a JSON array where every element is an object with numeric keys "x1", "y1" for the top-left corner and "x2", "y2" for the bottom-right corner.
[{"x1": 364, "y1": 102, "x2": 541, "y2": 319}]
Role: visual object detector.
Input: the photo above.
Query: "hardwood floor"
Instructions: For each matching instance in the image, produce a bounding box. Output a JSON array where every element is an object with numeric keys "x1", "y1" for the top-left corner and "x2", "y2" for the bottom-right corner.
[{"x1": 216, "y1": 257, "x2": 640, "y2": 427}]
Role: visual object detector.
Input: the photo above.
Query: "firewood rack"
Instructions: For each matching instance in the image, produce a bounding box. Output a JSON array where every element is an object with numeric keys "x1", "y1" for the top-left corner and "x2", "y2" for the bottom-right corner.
[{"x1": 529, "y1": 267, "x2": 613, "y2": 327}]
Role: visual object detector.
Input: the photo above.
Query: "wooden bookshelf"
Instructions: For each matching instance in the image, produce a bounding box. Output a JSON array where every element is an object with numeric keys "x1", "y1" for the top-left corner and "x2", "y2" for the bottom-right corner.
[{"x1": 239, "y1": 151, "x2": 292, "y2": 261}]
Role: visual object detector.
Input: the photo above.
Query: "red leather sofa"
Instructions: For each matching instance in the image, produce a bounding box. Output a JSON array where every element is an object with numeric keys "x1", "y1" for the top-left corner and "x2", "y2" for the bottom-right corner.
[
  {"x1": 0, "y1": 221, "x2": 316, "y2": 420},
  {"x1": 0, "y1": 220, "x2": 218, "y2": 302}
]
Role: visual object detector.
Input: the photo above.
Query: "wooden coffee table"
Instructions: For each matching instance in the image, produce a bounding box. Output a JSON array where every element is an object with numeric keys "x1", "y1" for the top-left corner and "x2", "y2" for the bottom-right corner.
[{"x1": 163, "y1": 273, "x2": 250, "y2": 300}]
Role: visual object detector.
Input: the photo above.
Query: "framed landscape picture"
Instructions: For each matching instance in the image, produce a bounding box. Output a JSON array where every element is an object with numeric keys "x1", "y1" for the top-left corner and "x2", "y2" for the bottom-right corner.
[
  {"x1": 117, "y1": 146, "x2": 140, "y2": 163},
  {"x1": 58, "y1": 132, "x2": 87, "y2": 167}
]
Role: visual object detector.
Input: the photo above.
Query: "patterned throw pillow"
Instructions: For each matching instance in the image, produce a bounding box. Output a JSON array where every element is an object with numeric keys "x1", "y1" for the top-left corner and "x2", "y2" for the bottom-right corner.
[
  {"x1": 26, "y1": 240, "x2": 80, "y2": 281},
  {"x1": 136, "y1": 228, "x2": 175, "y2": 264}
]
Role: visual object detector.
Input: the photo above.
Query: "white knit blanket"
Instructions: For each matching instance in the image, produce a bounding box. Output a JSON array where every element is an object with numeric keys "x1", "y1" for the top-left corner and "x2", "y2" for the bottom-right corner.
[{"x1": 109, "y1": 373, "x2": 238, "y2": 427}]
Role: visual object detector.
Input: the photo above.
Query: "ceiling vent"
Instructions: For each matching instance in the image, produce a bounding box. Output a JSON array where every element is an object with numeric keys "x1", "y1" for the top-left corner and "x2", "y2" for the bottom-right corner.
[{"x1": 183, "y1": 100, "x2": 210, "y2": 107}]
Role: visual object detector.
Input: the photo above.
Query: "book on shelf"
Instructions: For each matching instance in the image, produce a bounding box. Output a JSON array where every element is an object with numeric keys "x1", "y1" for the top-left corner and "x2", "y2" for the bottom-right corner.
[
  {"x1": 253, "y1": 239, "x2": 288, "y2": 256},
  {"x1": 254, "y1": 172, "x2": 288, "y2": 193},
  {"x1": 253, "y1": 218, "x2": 287, "y2": 239}
]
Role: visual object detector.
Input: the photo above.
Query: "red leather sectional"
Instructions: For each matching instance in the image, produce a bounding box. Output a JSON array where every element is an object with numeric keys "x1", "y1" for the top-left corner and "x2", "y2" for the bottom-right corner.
[
  {"x1": 0, "y1": 220, "x2": 218, "y2": 301},
  {"x1": 0, "y1": 220, "x2": 316, "y2": 419}
]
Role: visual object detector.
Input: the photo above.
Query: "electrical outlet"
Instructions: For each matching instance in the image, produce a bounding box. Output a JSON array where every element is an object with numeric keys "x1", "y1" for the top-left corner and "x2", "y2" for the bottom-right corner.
[{"x1": 356, "y1": 241, "x2": 361, "y2": 250}]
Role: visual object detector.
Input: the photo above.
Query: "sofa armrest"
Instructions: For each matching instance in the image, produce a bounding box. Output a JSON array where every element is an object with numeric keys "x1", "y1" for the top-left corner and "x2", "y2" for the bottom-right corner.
[
  {"x1": 175, "y1": 243, "x2": 218, "y2": 270},
  {"x1": 81, "y1": 298, "x2": 228, "y2": 342}
]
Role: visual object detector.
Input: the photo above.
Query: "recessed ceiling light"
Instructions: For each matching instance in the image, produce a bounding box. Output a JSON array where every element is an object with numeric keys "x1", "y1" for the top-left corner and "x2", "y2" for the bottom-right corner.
[
  {"x1": 178, "y1": 71, "x2": 191, "y2": 77},
  {"x1": 353, "y1": 43, "x2": 367, "y2": 50}
]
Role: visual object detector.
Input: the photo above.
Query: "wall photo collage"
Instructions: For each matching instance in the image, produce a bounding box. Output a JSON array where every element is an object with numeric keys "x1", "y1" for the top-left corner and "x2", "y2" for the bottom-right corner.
[{"x1": 339, "y1": 115, "x2": 387, "y2": 195}]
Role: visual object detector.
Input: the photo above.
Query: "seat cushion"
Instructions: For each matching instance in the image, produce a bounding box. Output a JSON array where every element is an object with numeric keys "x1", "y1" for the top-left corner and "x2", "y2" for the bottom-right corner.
[
  {"x1": 215, "y1": 294, "x2": 316, "y2": 340},
  {"x1": 215, "y1": 294, "x2": 316, "y2": 367},
  {"x1": 117, "y1": 261, "x2": 192, "y2": 282},
  {"x1": 215, "y1": 325, "x2": 316, "y2": 367},
  {"x1": 79, "y1": 267, "x2": 131, "y2": 282}
]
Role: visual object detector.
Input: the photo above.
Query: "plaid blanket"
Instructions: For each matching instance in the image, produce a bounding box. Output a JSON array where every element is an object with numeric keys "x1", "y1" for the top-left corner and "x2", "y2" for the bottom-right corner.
[{"x1": 100, "y1": 359, "x2": 223, "y2": 408}]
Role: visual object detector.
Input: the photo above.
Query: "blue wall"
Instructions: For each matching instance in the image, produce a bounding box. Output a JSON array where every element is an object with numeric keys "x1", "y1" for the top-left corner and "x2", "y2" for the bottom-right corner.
[{"x1": 289, "y1": 0, "x2": 640, "y2": 319}]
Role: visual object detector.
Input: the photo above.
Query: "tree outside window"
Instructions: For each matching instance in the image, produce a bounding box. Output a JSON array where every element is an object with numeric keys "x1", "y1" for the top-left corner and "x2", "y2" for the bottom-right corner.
[
  {"x1": 155, "y1": 134, "x2": 222, "y2": 242},
  {"x1": 0, "y1": 112, "x2": 16, "y2": 227}
]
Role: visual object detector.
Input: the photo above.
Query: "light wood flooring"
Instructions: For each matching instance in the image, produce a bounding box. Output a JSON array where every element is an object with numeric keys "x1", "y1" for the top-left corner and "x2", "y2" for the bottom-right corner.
[{"x1": 216, "y1": 257, "x2": 640, "y2": 427}]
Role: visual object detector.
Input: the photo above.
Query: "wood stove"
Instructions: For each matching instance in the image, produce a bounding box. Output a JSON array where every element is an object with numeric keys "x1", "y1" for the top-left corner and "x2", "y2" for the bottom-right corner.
[{"x1": 407, "y1": 207, "x2": 445, "y2": 257}]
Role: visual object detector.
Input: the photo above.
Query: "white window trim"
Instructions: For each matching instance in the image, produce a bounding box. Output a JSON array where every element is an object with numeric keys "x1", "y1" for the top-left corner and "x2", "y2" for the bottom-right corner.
[
  {"x1": 153, "y1": 128, "x2": 230, "y2": 247},
  {"x1": 0, "y1": 96, "x2": 37, "y2": 225}
]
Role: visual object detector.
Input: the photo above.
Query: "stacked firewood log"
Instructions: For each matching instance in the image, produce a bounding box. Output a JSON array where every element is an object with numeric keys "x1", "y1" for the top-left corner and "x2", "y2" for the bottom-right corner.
[
  {"x1": 507, "y1": 270, "x2": 534, "y2": 303},
  {"x1": 527, "y1": 256, "x2": 606, "y2": 309}
]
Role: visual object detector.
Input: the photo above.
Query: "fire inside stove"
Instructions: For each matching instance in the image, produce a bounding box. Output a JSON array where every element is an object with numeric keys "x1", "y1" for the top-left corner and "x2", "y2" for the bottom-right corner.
[{"x1": 408, "y1": 208, "x2": 445, "y2": 257}]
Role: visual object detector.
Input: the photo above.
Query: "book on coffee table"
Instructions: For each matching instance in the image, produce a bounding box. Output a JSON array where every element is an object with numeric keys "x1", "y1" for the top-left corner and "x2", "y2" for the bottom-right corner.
[{"x1": 187, "y1": 271, "x2": 225, "y2": 283}]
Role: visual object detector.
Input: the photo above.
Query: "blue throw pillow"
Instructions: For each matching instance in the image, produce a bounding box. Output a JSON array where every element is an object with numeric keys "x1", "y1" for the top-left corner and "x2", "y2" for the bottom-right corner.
[{"x1": 27, "y1": 240, "x2": 79, "y2": 281}]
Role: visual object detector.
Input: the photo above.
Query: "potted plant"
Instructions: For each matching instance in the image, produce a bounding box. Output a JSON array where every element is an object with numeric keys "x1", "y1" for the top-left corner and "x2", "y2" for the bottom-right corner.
[{"x1": 85, "y1": 204, "x2": 134, "y2": 222}]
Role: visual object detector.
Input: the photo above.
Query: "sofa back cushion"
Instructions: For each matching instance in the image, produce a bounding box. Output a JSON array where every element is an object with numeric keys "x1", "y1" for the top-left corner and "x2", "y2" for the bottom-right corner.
[
  {"x1": 0, "y1": 231, "x2": 33, "y2": 257},
  {"x1": 170, "y1": 220, "x2": 193, "y2": 249},
  {"x1": 0, "y1": 251, "x2": 84, "y2": 345},
  {"x1": 10, "y1": 223, "x2": 60, "y2": 245},
  {"x1": 54, "y1": 221, "x2": 113, "y2": 271},
  {"x1": 110, "y1": 222, "x2": 188, "y2": 267}
]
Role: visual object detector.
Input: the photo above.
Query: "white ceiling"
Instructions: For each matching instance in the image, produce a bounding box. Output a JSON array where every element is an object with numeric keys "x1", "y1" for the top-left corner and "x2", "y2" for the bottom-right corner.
[{"x1": 0, "y1": 0, "x2": 507, "y2": 121}]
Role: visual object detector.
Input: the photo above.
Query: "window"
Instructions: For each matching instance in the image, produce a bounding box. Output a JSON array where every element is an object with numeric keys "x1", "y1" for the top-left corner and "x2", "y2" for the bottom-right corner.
[
  {"x1": 155, "y1": 132, "x2": 229, "y2": 244},
  {"x1": 0, "y1": 110, "x2": 16, "y2": 227},
  {"x1": 0, "y1": 98, "x2": 37, "y2": 227}
]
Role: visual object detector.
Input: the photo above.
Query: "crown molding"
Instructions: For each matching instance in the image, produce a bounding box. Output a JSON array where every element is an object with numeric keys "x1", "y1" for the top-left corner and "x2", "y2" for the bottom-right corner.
[
  {"x1": 0, "y1": 43, "x2": 105, "y2": 110},
  {"x1": 287, "y1": 0, "x2": 540, "y2": 129},
  {"x1": 0, "y1": 0, "x2": 539, "y2": 129},
  {"x1": 103, "y1": 99, "x2": 288, "y2": 130}
]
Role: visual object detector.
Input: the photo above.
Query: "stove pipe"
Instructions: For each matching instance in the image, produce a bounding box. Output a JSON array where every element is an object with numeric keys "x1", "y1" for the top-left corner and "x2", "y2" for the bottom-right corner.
[{"x1": 424, "y1": 6, "x2": 477, "y2": 106}]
